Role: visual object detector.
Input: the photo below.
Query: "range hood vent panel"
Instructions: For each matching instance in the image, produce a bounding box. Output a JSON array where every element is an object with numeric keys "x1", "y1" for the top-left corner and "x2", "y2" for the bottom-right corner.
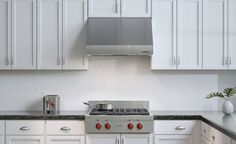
[{"x1": 86, "y1": 18, "x2": 153, "y2": 56}]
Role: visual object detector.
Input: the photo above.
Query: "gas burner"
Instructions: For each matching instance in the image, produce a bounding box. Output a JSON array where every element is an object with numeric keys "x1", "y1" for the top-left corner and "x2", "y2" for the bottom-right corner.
[{"x1": 89, "y1": 108, "x2": 150, "y2": 115}]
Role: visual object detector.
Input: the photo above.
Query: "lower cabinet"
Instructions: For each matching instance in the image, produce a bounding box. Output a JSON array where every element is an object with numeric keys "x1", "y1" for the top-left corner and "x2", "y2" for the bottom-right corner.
[
  {"x1": 6, "y1": 136, "x2": 44, "y2": 144},
  {"x1": 47, "y1": 136, "x2": 85, "y2": 144},
  {"x1": 86, "y1": 134, "x2": 152, "y2": 144},
  {"x1": 0, "y1": 136, "x2": 4, "y2": 144},
  {"x1": 232, "y1": 140, "x2": 236, "y2": 144},
  {"x1": 201, "y1": 136, "x2": 211, "y2": 144},
  {"x1": 155, "y1": 135, "x2": 192, "y2": 144}
]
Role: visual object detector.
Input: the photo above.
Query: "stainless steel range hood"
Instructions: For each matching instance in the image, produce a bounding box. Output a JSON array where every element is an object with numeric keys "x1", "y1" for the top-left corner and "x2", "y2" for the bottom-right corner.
[{"x1": 86, "y1": 18, "x2": 153, "y2": 56}]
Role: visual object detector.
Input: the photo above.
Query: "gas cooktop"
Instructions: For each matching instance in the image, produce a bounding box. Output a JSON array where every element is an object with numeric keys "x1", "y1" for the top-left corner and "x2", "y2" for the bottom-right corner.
[{"x1": 89, "y1": 108, "x2": 150, "y2": 115}]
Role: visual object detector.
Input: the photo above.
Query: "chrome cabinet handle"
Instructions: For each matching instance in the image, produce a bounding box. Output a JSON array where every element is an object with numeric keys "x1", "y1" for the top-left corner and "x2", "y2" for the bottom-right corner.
[
  {"x1": 175, "y1": 126, "x2": 186, "y2": 130},
  {"x1": 60, "y1": 127, "x2": 71, "y2": 131},
  {"x1": 212, "y1": 136, "x2": 216, "y2": 141},
  {"x1": 19, "y1": 127, "x2": 30, "y2": 131}
]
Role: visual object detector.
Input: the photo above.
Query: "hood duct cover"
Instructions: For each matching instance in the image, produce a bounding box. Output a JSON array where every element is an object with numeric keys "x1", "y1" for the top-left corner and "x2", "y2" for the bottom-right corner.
[{"x1": 86, "y1": 18, "x2": 153, "y2": 56}]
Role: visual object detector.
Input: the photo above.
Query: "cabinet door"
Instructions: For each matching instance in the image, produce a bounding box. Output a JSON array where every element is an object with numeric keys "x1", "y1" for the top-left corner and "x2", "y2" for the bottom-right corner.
[
  {"x1": 0, "y1": 0, "x2": 11, "y2": 69},
  {"x1": 6, "y1": 136, "x2": 44, "y2": 144},
  {"x1": 228, "y1": 0, "x2": 236, "y2": 69},
  {"x1": 121, "y1": 134, "x2": 152, "y2": 144},
  {"x1": 151, "y1": 0, "x2": 177, "y2": 69},
  {"x1": 86, "y1": 134, "x2": 120, "y2": 144},
  {"x1": 63, "y1": 0, "x2": 88, "y2": 70},
  {"x1": 220, "y1": 133, "x2": 231, "y2": 144},
  {"x1": 37, "y1": 0, "x2": 63, "y2": 69},
  {"x1": 202, "y1": 0, "x2": 227, "y2": 69},
  {"x1": 121, "y1": 0, "x2": 151, "y2": 17},
  {"x1": 0, "y1": 136, "x2": 4, "y2": 144},
  {"x1": 47, "y1": 136, "x2": 85, "y2": 144},
  {"x1": 155, "y1": 135, "x2": 193, "y2": 144},
  {"x1": 11, "y1": 0, "x2": 36, "y2": 69},
  {"x1": 177, "y1": 0, "x2": 202, "y2": 69},
  {"x1": 88, "y1": 0, "x2": 120, "y2": 17},
  {"x1": 201, "y1": 136, "x2": 211, "y2": 144}
]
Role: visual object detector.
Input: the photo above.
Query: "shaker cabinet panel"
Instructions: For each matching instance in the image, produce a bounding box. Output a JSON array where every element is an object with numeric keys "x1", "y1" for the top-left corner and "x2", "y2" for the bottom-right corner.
[
  {"x1": 37, "y1": 0, "x2": 63, "y2": 69},
  {"x1": 228, "y1": 0, "x2": 236, "y2": 69},
  {"x1": 0, "y1": 0, "x2": 11, "y2": 69},
  {"x1": 47, "y1": 136, "x2": 85, "y2": 144},
  {"x1": 121, "y1": 134, "x2": 152, "y2": 144},
  {"x1": 11, "y1": 0, "x2": 37, "y2": 69},
  {"x1": 6, "y1": 136, "x2": 44, "y2": 144},
  {"x1": 151, "y1": 0, "x2": 177, "y2": 69},
  {"x1": 155, "y1": 135, "x2": 193, "y2": 144},
  {"x1": 177, "y1": 0, "x2": 202, "y2": 69},
  {"x1": 202, "y1": 0, "x2": 227, "y2": 69},
  {"x1": 86, "y1": 134, "x2": 120, "y2": 144},
  {"x1": 121, "y1": 0, "x2": 151, "y2": 17},
  {"x1": 63, "y1": 0, "x2": 88, "y2": 70},
  {"x1": 88, "y1": 0, "x2": 120, "y2": 17}
]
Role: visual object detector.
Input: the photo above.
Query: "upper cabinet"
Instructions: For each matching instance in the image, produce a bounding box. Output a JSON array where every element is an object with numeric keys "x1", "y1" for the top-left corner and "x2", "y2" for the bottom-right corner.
[
  {"x1": 11, "y1": 0, "x2": 37, "y2": 70},
  {"x1": 88, "y1": 0, "x2": 151, "y2": 17},
  {"x1": 0, "y1": 0, "x2": 11, "y2": 70},
  {"x1": 37, "y1": 0, "x2": 63, "y2": 70},
  {"x1": 152, "y1": 0, "x2": 202, "y2": 70},
  {"x1": 202, "y1": 0, "x2": 227, "y2": 69},
  {"x1": 228, "y1": 0, "x2": 236, "y2": 69}
]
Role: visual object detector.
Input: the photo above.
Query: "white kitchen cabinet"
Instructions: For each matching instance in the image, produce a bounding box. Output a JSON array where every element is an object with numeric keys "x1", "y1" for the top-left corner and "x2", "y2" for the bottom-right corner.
[
  {"x1": 11, "y1": 0, "x2": 37, "y2": 70},
  {"x1": 0, "y1": 136, "x2": 3, "y2": 144},
  {"x1": 155, "y1": 135, "x2": 193, "y2": 144},
  {"x1": 121, "y1": 134, "x2": 152, "y2": 144},
  {"x1": 0, "y1": 0, "x2": 11, "y2": 69},
  {"x1": 228, "y1": 0, "x2": 236, "y2": 69},
  {"x1": 232, "y1": 140, "x2": 236, "y2": 144},
  {"x1": 86, "y1": 134, "x2": 120, "y2": 144},
  {"x1": 6, "y1": 136, "x2": 44, "y2": 144},
  {"x1": 47, "y1": 136, "x2": 85, "y2": 144},
  {"x1": 152, "y1": 0, "x2": 202, "y2": 70},
  {"x1": 63, "y1": 0, "x2": 88, "y2": 69},
  {"x1": 88, "y1": 0, "x2": 120, "y2": 17},
  {"x1": 177, "y1": 0, "x2": 202, "y2": 69},
  {"x1": 37, "y1": 0, "x2": 63, "y2": 70},
  {"x1": 151, "y1": 0, "x2": 177, "y2": 69},
  {"x1": 202, "y1": 0, "x2": 227, "y2": 69},
  {"x1": 201, "y1": 136, "x2": 211, "y2": 144},
  {"x1": 121, "y1": 0, "x2": 151, "y2": 17},
  {"x1": 88, "y1": 0, "x2": 151, "y2": 17}
]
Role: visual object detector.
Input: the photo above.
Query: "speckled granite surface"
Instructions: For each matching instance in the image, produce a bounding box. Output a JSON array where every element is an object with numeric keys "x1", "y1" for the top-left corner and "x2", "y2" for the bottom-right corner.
[
  {"x1": 0, "y1": 111, "x2": 87, "y2": 120},
  {"x1": 0, "y1": 111, "x2": 236, "y2": 140},
  {"x1": 151, "y1": 111, "x2": 236, "y2": 140}
]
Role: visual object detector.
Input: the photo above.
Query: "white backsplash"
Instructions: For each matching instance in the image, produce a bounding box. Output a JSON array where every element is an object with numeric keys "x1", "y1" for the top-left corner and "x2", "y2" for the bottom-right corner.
[{"x1": 0, "y1": 56, "x2": 235, "y2": 111}]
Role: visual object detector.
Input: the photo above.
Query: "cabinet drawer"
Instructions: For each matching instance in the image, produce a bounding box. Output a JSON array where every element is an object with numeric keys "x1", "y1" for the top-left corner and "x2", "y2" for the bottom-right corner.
[
  {"x1": 154, "y1": 121, "x2": 194, "y2": 134},
  {"x1": 201, "y1": 122, "x2": 210, "y2": 139},
  {"x1": 6, "y1": 121, "x2": 44, "y2": 135},
  {"x1": 46, "y1": 121, "x2": 85, "y2": 135},
  {"x1": 209, "y1": 126, "x2": 220, "y2": 144},
  {"x1": 0, "y1": 121, "x2": 4, "y2": 135}
]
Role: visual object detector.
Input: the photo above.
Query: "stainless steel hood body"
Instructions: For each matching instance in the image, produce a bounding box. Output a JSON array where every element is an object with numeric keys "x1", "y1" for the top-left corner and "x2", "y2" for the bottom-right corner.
[{"x1": 86, "y1": 18, "x2": 153, "y2": 56}]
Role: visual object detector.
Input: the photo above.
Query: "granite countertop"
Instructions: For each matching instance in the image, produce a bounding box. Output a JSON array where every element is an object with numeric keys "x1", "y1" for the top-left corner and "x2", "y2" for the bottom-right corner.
[
  {"x1": 0, "y1": 111, "x2": 236, "y2": 140},
  {"x1": 152, "y1": 111, "x2": 236, "y2": 140},
  {"x1": 0, "y1": 111, "x2": 87, "y2": 120}
]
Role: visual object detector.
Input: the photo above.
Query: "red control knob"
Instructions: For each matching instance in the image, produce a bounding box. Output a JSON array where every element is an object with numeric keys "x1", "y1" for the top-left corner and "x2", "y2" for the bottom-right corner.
[
  {"x1": 128, "y1": 123, "x2": 134, "y2": 129},
  {"x1": 50, "y1": 101, "x2": 56, "y2": 107},
  {"x1": 105, "y1": 123, "x2": 111, "y2": 129},
  {"x1": 96, "y1": 123, "x2": 102, "y2": 129},
  {"x1": 137, "y1": 123, "x2": 143, "y2": 129}
]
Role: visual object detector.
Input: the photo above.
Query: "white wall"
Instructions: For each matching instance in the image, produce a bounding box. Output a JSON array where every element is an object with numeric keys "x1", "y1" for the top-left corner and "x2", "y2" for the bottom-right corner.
[{"x1": 0, "y1": 56, "x2": 235, "y2": 111}]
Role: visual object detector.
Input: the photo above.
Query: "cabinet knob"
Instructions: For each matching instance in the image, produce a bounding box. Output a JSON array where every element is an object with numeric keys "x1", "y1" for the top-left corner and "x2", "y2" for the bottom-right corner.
[{"x1": 212, "y1": 136, "x2": 216, "y2": 141}]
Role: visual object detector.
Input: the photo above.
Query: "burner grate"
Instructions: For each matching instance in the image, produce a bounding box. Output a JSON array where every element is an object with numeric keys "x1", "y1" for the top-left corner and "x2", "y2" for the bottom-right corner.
[{"x1": 89, "y1": 108, "x2": 150, "y2": 115}]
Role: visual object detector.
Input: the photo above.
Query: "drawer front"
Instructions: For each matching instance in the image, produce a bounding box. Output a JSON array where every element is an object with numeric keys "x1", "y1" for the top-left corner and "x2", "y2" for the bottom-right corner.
[
  {"x1": 6, "y1": 121, "x2": 44, "y2": 135},
  {"x1": 209, "y1": 126, "x2": 220, "y2": 144},
  {"x1": 201, "y1": 122, "x2": 210, "y2": 139},
  {"x1": 0, "y1": 121, "x2": 4, "y2": 135},
  {"x1": 154, "y1": 121, "x2": 194, "y2": 134},
  {"x1": 46, "y1": 121, "x2": 85, "y2": 135}
]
